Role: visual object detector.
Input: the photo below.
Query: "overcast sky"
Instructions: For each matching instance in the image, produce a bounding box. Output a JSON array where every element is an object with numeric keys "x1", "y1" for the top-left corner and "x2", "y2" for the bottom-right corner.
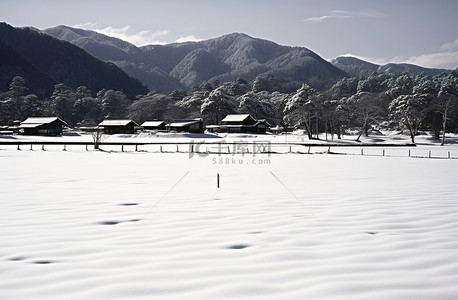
[{"x1": 2, "y1": 0, "x2": 457, "y2": 69}]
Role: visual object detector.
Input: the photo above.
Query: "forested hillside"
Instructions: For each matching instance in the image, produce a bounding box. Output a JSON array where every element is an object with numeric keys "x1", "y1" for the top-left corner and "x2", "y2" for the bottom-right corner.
[{"x1": 0, "y1": 23, "x2": 147, "y2": 98}]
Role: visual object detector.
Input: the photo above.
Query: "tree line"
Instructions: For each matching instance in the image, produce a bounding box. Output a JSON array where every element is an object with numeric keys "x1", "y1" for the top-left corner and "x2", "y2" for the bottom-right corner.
[{"x1": 1, "y1": 71, "x2": 457, "y2": 144}]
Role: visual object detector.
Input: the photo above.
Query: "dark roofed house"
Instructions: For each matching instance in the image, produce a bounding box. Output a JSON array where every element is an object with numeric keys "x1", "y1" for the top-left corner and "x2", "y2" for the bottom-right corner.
[
  {"x1": 141, "y1": 120, "x2": 166, "y2": 131},
  {"x1": 19, "y1": 117, "x2": 69, "y2": 136},
  {"x1": 220, "y1": 114, "x2": 270, "y2": 134},
  {"x1": 167, "y1": 119, "x2": 204, "y2": 133},
  {"x1": 98, "y1": 119, "x2": 138, "y2": 134}
]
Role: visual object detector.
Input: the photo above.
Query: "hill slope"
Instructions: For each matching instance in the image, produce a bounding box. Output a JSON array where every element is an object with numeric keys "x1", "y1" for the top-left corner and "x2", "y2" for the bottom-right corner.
[
  {"x1": 44, "y1": 27, "x2": 348, "y2": 92},
  {"x1": 0, "y1": 23, "x2": 147, "y2": 98},
  {"x1": 43, "y1": 25, "x2": 183, "y2": 92},
  {"x1": 0, "y1": 40, "x2": 56, "y2": 94},
  {"x1": 332, "y1": 56, "x2": 448, "y2": 77}
]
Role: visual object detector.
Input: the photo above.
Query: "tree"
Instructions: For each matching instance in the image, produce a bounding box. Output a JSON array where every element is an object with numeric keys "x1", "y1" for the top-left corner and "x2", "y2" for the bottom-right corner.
[
  {"x1": 346, "y1": 92, "x2": 384, "y2": 141},
  {"x1": 73, "y1": 97, "x2": 103, "y2": 126},
  {"x1": 238, "y1": 92, "x2": 280, "y2": 125},
  {"x1": 50, "y1": 84, "x2": 77, "y2": 126},
  {"x1": 127, "y1": 92, "x2": 171, "y2": 123},
  {"x1": 200, "y1": 87, "x2": 238, "y2": 124},
  {"x1": 99, "y1": 89, "x2": 130, "y2": 119},
  {"x1": 176, "y1": 91, "x2": 208, "y2": 119},
  {"x1": 436, "y1": 73, "x2": 458, "y2": 145},
  {"x1": 9, "y1": 76, "x2": 28, "y2": 95},
  {"x1": 389, "y1": 94, "x2": 431, "y2": 143},
  {"x1": 283, "y1": 84, "x2": 319, "y2": 139}
]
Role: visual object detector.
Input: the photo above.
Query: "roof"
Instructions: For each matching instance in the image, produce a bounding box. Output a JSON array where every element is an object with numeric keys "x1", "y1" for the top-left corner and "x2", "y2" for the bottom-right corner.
[
  {"x1": 141, "y1": 121, "x2": 165, "y2": 127},
  {"x1": 168, "y1": 119, "x2": 201, "y2": 127},
  {"x1": 221, "y1": 114, "x2": 252, "y2": 122},
  {"x1": 21, "y1": 117, "x2": 60, "y2": 124},
  {"x1": 19, "y1": 123, "x2": 41, "y2": 128},
  {"x1": 19, "y1": 117, "x2": 68, "y2": 127},
  {"x1": 98, "y1": 119, "x2": 137, "y2": 127}
]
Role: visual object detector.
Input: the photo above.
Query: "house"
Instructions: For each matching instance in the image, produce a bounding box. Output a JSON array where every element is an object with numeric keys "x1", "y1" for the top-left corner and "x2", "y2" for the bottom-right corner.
[
  {"x1": 141, "y1": 120, "x2": 166, "y2": 131},
  {"x1": 219, "y1": 114, "x2": 271, "y2": 134},
  {"x1": 19, "y1": 117, "x2": 69, "y2": 136},
  {"x1": 167, "y1": 119, "x2": 204, "y2": 133},
  {"x1": 98, "y1": 119, "x2": 138, "y2": 134}
]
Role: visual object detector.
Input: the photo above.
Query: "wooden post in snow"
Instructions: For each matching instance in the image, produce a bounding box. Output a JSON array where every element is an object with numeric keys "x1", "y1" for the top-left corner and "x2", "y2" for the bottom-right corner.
[{"x1": 217, "y1": 173, "x2": 220, "y2": 188}]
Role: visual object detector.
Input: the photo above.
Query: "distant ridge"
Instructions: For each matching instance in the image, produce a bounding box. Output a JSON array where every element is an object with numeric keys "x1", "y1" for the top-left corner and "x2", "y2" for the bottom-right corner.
[
  {"x1": 44, "y1": 26, "x2": 348, "y2": 92},
  {"x1": 332, "y1": 56, "x2": 449, "y2": 77},
  {"x1": 0, "y1": 22, "x2": 147, "y2": 97}
]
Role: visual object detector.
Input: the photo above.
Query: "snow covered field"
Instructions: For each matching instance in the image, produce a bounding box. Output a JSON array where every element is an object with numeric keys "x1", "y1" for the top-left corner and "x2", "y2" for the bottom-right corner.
[{"x1": 1, "y1": 133, "x2": 458, "y2": 299}]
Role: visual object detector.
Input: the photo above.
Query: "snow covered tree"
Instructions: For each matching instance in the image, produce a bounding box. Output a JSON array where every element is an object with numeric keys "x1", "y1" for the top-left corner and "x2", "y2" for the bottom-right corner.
[
  {"x1": 200, "y1": 87, "x2": 238, "y2": 124},
  {"x1": 435, "y1": 73, "x2": 458, "y2": 145},
  {"x1": 98, "y1": 89, "x2": 130, "y2": 119},
  {"x1": 9, "y1": 76, "x2": 28, "y2": 95},
  {"x1": 413, "y1": 72, "x2": 436, "y2": 94},
  {"x1": 283, "y1": 84, "x2": 319, "y2": 139},
  {"x1": 127, "y1": 92, "x2": 171, "y2": 123},
  {"x1": 176, "y1": 91, "x2": 208, "y2": 119},
  {"x1": 50, "y1": 84, "x2": 77, "y2": 125},
  {"x1": 345, "y1": 92, "x2": 384, "y2": 141},
  {"x1": 389, "y1": 94, "x2": 431, "y2": 143},
  {"x1": 238, "y1": 91, "x2": 281, "y2": 125}
]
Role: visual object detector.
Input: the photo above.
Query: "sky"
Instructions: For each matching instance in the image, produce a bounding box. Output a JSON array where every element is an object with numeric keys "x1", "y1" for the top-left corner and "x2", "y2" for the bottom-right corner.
[{"x1": 1, "y1": 0, "x2": 458, "y2": 69}]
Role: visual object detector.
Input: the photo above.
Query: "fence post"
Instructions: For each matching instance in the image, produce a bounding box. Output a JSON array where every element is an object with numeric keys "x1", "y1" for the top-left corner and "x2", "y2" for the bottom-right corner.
[
  {"x1": 30, "y1": 144, "x2": 33, "y2": 151},
  {"x1": 42, "y1": 144, "x2": 45, "y2": 151},
  {"x1": 361, "y1": 148, "x2": 364, "y2": 155},
  {"x1": 308, "y1": 146, "x2": 311, "y2": 154},
  {"x1": 217, "y1": 173, "x2": 220, "y2": 188},
  {"x1": 63, "y1": 144, "x2": 66, "y2": 151},
  {"x1": 160, "y1": 145, "x2": 163, "y2": 153},
  {"x1": 17, "y1": 144, "x2": 20, "y2": 150},
  {"x1": 136, "y1": 145, "x2": 138, "y2": 152},
  {"x1": 383, "y1": 149, "x2": 385, "y2": 156},
  {"x1": 409, "y1": 149, "x2": 411, "y2": 157},
  {"x1": 448, "y1": 151, "x2": 451, "y2": 159},
  {"x1": 429, "y1": 151, "x2": 431, "y2": 158}
]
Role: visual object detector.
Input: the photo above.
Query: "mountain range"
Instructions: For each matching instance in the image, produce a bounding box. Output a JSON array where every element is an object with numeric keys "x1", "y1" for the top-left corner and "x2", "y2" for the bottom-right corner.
[
  {"x1": 331, "y1": 56, "x2": 448, "y2": 78},
  {"x1": 44, "y1": 25, "x2": 348, "y2": 92},
  {"x1": 1, "y1": 22, "x2": 454, "y2": 97},
  {"x1": 0, "y1": 22, "x2": 148, "y2": 97}
]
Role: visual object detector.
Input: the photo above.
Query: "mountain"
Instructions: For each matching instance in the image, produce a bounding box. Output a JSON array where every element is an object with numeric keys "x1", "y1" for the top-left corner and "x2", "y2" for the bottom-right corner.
[
  {"x1": 0, "y1": 40, "x2": 56, "y2": 94},
  {"x1": 331, "y1": 56, "x2": 380, "y2": 77},
  {"x1": 0, "y1": 23, "x2": 147, "y2": 98},
  {"x1": 142, "y1": 33, "x2": 348, "y2": 90},
  {"x1": 44, "y1": 26, "x2": 348, "y2": 92},
  {"x1": 377, "y1": 63, "x2": 448, "y2": 76},
  {"x1": 332, "y1": 56, "x2": 449, "y2": 77},
  {"x1": 43, "y1": 25, "x2": 183, "y2": 93}
]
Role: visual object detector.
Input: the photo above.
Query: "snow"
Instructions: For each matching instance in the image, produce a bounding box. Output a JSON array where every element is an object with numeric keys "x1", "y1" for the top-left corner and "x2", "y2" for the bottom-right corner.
[{"x1": 1, "y1": 132, "x2": 458, "y2": 299}]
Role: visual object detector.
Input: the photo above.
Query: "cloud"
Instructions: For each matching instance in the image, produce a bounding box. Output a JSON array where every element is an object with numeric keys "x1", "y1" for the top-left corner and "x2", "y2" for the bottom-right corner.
[
  {"x1": 73, "y1": 22, "x2": 98, "y2": 28},
  {"x1": 399, "y1": 52, "x2": 458, "y2": 70},
  {"x1": 440, "y1": 38, "x2": 458, "y2": 51},
  {"x1": 74, "y1": 23, "x2": 177, "y2": 46},
  {"x1": 304, "y1": 10, "x2": 382, "y2": 22},
  {"x1": 95, "y1": 26, "x2": 170, "y2": 46},
  {"x1": 174, "y1": 35, "x2": 202, "y2": 43},
  {"x1": 339, "y1": 48, "x2": 458, "y2": 70}
]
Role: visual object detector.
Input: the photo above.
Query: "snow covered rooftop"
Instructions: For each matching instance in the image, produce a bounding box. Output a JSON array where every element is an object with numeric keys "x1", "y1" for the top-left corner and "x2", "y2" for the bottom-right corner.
[
  {"x1": 168, "y1": 119, "x2": 201, "y2": 127},
  {"x1": 141, "y1": 121, "x2": 165, "y2": 127},
  {"x1": 221, "y1": 114, "x2": 252, "y2": 122},
  {"x1": 21, "y1": 117, "x2": 60, "y2": 124},
  {"x1": 98, "y1": 120, "x2": 136, "y2": 127}
]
